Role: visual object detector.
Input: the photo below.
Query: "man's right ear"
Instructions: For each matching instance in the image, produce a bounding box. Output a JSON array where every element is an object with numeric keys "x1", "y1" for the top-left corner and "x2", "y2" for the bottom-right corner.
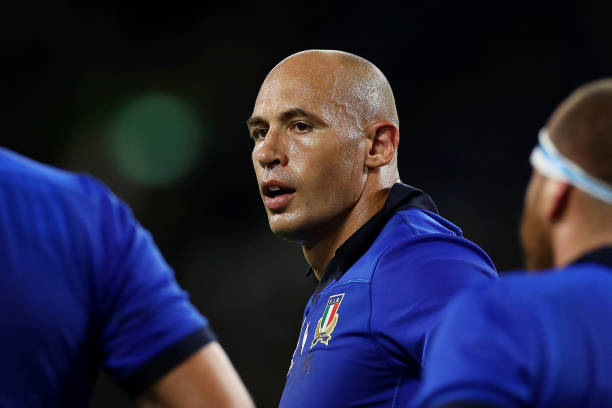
[
  {"x1": 364, "y1": 121, "x2": 399, "y2": 170},
  {"x1": 548, "y1": 181, "x2": 572, "y2": 222}
]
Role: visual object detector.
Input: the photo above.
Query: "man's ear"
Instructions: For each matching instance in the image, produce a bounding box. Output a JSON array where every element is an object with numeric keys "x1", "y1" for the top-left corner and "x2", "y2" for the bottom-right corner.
[
  {"x1": 364, "y1": 121, "x2": 399, "y2": 169},
  {"x1": 548, "y1": 181, "x2": 572, "y2": 222}
]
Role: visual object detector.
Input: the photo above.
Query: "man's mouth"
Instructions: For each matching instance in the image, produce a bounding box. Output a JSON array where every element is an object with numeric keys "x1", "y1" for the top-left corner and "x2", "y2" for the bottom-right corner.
[
  {"x1": 264, "y1": 185, "x2": 295, "y2": 198},
  {"x1": 262, "y1": 183, "x2": 296, "y2": 211}
]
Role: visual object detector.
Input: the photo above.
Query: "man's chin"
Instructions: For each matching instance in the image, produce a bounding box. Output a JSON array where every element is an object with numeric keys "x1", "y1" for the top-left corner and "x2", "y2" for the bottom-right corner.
[
  {"x1": 267, "y1": 216, "x2": 302, "y2": 243},
  {"x1": 267, "y1": 214, "x2": 318, "y2": 245},
  {"x1": 267, "y1": 211, "x2": 334, "y2": 245}
]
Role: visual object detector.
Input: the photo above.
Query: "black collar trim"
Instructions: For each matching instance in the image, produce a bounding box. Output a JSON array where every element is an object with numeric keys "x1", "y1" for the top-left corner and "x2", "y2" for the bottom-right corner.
[
  {"x1": 309, "y1": 183, "x2": 438, "y2": 301},
  {"x1": 572, "y1": 246, "x2": 612, "y2": 268}
]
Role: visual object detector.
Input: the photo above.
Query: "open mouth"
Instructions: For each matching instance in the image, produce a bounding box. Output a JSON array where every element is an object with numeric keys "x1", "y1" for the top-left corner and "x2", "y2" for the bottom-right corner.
[
  {"x1": 264, "y1": 185, "x2": 296, "y2": 198},
  {"x1": 262, "y1": 183, "x2": 296, "y2": 210}
]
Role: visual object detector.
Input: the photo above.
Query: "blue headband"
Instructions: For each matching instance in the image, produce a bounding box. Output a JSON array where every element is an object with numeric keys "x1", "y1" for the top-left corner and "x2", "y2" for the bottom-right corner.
[{"x1": 530, "y1": 128, "x2": 612, "y2": 205}]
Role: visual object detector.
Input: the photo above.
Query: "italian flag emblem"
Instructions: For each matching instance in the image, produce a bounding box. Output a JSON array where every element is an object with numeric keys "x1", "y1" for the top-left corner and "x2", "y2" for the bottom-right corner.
[{"x1": 311, "y1": 293, "x2": 345, "y2": 349}]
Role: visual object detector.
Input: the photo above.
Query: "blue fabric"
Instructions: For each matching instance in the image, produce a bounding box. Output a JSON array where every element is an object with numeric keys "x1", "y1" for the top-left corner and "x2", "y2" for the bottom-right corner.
[
  {"x1": 0, "y1": 148, "x2": 209, "y2": 406},
  {"x1": 413, "y1": 257, "x2": 612, "y2": 408},
  {"x1": 278, "y1": 205, "x2": 497, "y2": 407}
]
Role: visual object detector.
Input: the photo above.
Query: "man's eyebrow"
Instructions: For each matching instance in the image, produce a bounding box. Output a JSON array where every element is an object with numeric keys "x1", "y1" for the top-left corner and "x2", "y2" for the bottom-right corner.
[
  {"x1": 246, "y1": 116, "x2": 267, "y2": 129},
  {"x1": 279, "y1": 107, "x2": 328, "y2": 126},
  {"x1": 246, "y1": 107, "x2": 329, "y2": 129}
]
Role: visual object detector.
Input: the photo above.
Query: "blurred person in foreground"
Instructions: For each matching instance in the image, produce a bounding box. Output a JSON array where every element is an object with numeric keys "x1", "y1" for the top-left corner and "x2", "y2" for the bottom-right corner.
[
  {"x1": 247, "y1": 49, "x2": 498, "y2": 407},
  {"x1": 0, "y1": 148, "x2": 254, "y2": 407},
  {"x1": 413, "y1": 79, "x2": 612, "y2": 407}
]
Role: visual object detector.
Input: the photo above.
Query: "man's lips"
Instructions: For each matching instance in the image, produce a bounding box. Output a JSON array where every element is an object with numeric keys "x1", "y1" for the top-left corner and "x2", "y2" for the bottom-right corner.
[
  {"x1": 261, "y1": 180, "x2": 296, "y2": 211},
  {"x1": 264, "y1": 192, "x2": 295, "y2": 211}
]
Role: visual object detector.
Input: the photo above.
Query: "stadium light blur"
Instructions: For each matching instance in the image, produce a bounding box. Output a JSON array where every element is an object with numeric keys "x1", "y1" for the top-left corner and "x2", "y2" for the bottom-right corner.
[{"x1": 108, "y1": 94, "x2": 206, "y2": 186}]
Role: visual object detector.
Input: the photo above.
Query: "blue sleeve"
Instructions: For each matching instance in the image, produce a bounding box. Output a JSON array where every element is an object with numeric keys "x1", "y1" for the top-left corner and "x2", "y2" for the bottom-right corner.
[
  {"x1": 369, "y1": 234, "x2": 497, "y2": 367},
  {"x1": 412, "y1": 284, "x2": 538, "y2": 408},
  {"x1": 88, "y1": 178, "x2": 214, "y2": 395}
]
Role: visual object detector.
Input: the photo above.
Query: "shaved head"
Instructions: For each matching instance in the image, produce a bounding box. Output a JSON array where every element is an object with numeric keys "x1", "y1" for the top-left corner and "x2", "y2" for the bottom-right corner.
[
  {"x1": 260, "y1": 50, "x2": 399, "y2": 133},
  {"x1": 547, "y1": 79, "x2": 612, "y2": 184},
  {"x1": 521, "y1": 78, "x2": 612, "y2": 270},
  {"x1": 249, "y1": 49, "x2": 401, "y2": 253}
]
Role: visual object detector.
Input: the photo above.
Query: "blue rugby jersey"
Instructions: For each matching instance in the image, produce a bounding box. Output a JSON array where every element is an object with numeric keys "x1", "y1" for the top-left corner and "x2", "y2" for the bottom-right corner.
[
  {"x1": 0, "y1": 148, "x2": 214, "y2": 407},
  {"x1": 279, "y1": 183, "x2": 498, "y2": 407},
  {"x1": 413, "y1": 247, "x2": 612, "y2": 408}
]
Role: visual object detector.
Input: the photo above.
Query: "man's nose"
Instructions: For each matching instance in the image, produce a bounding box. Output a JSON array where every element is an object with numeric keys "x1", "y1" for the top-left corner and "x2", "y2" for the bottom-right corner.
[{"x1": 255, "y1": 128, "x2": 288, "y2": 168}]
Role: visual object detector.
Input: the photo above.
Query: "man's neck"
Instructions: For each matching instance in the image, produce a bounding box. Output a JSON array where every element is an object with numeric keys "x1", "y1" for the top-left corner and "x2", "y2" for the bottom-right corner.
[
  {"x1": 303, "y1": 187, "x2": 391, "y2": 280},
  {"x1": 553, "y1": 212, "x2": 612, "y2": 267}
]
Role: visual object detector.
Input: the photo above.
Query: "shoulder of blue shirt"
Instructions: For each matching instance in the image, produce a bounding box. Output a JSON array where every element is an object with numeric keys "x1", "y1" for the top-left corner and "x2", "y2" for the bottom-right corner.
[
  {"x1": 413, "y1": 249, "x2": 612, "y2": 408},
  {"x1": 0, "y1": 147, "x2": 120, "y2": 208},
  {"x1": 0, "y1": 148, "x2": 216, "y2": 396},
  {"x1": 350, "y1": 207, "x2": 499, "y2": 366},
  {"x1": 344, "y1": 206, "x2": 499, "y2": 283}
]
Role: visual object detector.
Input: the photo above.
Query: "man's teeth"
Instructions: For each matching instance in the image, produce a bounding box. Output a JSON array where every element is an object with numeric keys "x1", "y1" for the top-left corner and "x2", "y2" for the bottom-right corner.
[{"x1": 269, "y1": 186, "x2": 281, "y2": 192}]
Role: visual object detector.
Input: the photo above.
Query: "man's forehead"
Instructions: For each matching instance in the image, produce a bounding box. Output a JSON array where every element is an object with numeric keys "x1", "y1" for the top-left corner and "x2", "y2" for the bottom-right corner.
[{"x1": 253, "y1": 70, "x2": 339, "y2": 117}]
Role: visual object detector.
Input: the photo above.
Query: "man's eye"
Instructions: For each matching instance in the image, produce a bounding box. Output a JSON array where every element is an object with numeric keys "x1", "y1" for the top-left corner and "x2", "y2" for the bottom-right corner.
[
  {"x1": 253, "y1": 128, "x2": 268, "y2": 139},
  {"x1": 294, "y1": 122, "x2": 311, "y2": 133}
]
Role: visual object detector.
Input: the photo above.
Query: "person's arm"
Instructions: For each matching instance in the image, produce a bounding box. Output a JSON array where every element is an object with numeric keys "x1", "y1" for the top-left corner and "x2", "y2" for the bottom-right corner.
[
  {"x1": 88, "y1": 178, "x2": 252, "y2": 406},
  {"x1": 138, "y1": 342, "x2": 254, "y2": 408}
]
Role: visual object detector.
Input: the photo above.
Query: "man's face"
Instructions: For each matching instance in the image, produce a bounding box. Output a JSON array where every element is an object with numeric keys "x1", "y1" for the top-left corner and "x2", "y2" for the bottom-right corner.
[
  {"x1": 248, "y1": 64, "x2": 367, "y2": 245},
  {"x1": 520, "y1": 170, "x2": 555, "y2": 270}
]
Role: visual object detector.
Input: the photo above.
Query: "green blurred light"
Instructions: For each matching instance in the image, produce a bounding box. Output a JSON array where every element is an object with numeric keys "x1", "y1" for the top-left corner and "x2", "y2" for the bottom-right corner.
[{"x1": 109, "y1": 94, "x2": 206, "y2": 186}]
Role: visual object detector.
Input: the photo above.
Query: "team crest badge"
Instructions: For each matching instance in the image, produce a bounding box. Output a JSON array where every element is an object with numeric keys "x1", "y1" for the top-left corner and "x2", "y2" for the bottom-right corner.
[{"x1": 311, "y1": 293, "x2": 345, "y2": 349}]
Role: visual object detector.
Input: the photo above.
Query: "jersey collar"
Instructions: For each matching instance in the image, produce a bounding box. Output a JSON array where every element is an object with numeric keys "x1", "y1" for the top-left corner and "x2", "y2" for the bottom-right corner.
[
  {"x1": 309, "y1": 183, "x2": 438, "y2": 302},
  {"x1": 572, "y1": 246, "x2": 612, "y2": 268}
]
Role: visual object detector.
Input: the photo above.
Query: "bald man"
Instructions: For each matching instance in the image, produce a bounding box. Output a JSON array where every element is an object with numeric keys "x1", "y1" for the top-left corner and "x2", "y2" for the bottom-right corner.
[
  {"x1": 247, "y1": 50, "x2": 497, "y2": 407},
  {"x1": 413, "y1": 80, "x2": 612, "y2": 408}
]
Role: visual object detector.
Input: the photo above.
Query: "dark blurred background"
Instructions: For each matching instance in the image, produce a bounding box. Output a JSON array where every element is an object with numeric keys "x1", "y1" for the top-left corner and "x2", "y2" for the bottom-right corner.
[{"x1": 2, "y1": 1, "x2": 611, "y2": 406}]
